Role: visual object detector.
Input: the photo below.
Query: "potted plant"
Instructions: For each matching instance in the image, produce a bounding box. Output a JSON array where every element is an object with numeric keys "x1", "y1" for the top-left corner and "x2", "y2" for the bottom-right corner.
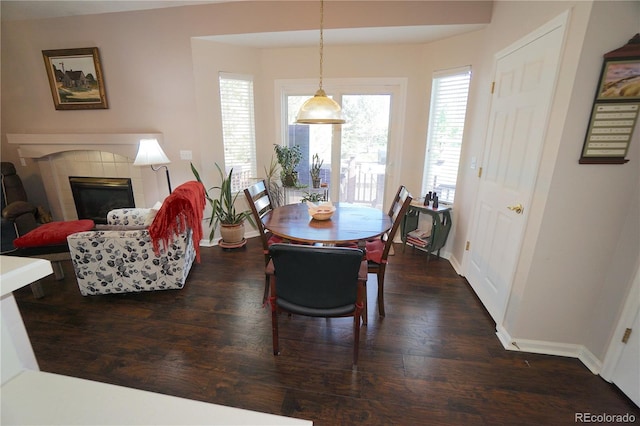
[
  {"x1": 191, "y1": 163, "x2": 254, "y2": 245},
  {"x1": 274, "y1": 144, "x2": 302, "y2": 187},
  {"x1": 310, "y1": 153, "x2": 323, "y2": 188}
]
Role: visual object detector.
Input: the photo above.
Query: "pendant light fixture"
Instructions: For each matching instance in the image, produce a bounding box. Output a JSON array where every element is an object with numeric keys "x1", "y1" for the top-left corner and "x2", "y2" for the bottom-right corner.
[{"x1": 296, "y1": 0, "x2": 345, "y2": 124}]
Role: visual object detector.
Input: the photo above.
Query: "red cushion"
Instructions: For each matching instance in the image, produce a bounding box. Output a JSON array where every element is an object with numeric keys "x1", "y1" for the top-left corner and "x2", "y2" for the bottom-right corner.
[
  {"x1": 13, "y1": 220, "x2": 95, "y2": 248},
  {"x1": 365, "y1": 239, "x2": 385, "y2": 264},
  {"x1": 267, "y1": 234, "x2": 283, "y2": 246}
]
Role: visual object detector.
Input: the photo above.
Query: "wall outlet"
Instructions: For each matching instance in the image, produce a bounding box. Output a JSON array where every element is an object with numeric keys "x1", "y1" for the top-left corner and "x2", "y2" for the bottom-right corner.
[{"x1": 180, "y1": 150, "x2": 192, "y2": 160}]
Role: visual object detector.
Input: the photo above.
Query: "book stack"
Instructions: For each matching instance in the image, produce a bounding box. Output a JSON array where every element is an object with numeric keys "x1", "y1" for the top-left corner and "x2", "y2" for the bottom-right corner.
[{"x1": 406, "y1": 229, "x2": 431, "y2": 248}]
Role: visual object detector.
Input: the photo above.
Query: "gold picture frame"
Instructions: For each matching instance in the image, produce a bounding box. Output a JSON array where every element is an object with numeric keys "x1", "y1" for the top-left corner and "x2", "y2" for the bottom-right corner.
[{"x1": 42, "y1": 47, "x2": 108, "y2": 110}]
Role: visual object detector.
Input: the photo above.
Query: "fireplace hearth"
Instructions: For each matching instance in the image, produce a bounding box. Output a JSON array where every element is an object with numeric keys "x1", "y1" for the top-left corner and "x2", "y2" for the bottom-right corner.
[{"x1": 69, "y1": 177, "x2": 135, "y2": 224}]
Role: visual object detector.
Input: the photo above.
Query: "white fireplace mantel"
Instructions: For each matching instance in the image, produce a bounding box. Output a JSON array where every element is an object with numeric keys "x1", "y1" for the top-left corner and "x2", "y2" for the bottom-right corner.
[
  {"x1": 6, "y1": 133, "x2": 165, "y2": 221},
  {"x1": 7, "y1": 133, "x2": 163, "y2": 159}
]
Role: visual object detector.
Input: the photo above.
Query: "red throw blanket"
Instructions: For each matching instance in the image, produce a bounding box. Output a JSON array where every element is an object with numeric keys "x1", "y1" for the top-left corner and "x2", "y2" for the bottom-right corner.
[{"x1": 148, "y1": 181, "x2": 206, "y2": 262}]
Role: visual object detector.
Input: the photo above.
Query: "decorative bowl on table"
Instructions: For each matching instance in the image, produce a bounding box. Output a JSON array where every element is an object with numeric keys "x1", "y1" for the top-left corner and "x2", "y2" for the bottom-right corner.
[{"x1": 307, "y1": 201, "x2": 336, "y2": 221}]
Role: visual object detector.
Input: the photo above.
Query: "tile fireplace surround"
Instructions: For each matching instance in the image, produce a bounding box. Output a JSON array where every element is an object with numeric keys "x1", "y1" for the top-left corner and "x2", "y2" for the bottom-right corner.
[{"x1": 7, "y1": 133, "x2": 164, "y2": 222}]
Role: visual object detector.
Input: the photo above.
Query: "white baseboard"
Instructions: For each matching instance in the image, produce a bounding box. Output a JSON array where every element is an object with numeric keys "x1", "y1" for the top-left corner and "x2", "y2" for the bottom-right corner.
[
  {"x1": 448, "y1": 255, "x2": 463, "y2": 275},
  {"x1": 578, "y1": 347, "x2": 603, "y2": 375},
  {"x1": 199, "y1": 239, "x2": 215, "y2": 247},
  {"x1": 496, "y1": 325, "x2": 602, "y2": 375}
]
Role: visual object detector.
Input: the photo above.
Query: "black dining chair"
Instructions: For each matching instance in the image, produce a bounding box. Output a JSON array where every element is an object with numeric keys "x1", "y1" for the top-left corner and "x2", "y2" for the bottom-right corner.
[
  {"x1": 365, "y1": 185, "x2": 412, "y2": 317},
  {"x1": 266, "y1": 244, "x2": 367, "y2": 367}
]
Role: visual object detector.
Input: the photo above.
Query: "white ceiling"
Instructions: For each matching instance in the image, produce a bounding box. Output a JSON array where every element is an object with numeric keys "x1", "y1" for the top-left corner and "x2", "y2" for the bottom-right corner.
[
  {"x1": 0, "y1": 0, "x2": 487, "y2": 48},
  {"x1": 0, "y1": 1, "x2": 226, "y2": 21},
  {"x1": 202, "y1": 24, "x2": 486, "y2": 48}
]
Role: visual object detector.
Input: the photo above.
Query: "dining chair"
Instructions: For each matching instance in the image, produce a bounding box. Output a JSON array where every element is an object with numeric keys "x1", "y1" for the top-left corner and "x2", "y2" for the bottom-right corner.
[
  {"x1": 366, "y1": 185, "x2": 413, "y2": 317},
  {"x1": 244, "y1": 180, "x2": 283, "y2": 303},
  {"x1": 267, "y1": 244, "x2": 367, "y2": 367}
]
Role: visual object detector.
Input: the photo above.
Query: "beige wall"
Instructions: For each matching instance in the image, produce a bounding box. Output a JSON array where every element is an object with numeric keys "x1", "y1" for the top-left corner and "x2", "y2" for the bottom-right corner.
[
  {"x1": 1, "y1": 0, "x2": 490, "y2": 214},
  {"x1": 2, "y1": 0, "x2": 639, "y2": 369},
  {"x1": 499, "y1": 0, "x2": 640, "y2": 360},
  {"x1": 191, "y1": 39, "x2": 261, "y2": 193}
]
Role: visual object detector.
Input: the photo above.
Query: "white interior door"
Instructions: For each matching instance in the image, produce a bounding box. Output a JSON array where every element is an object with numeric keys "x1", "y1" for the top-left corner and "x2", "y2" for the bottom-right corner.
[
  {"x1": 465, "y1": 16, "x2": 566, "y2": 323},
  {"x1": 603, "y1": 262, "x2": 640, "y2": 407},
  {"x1": 611, "y1": 307, "x2": 640, "y2": 406}
]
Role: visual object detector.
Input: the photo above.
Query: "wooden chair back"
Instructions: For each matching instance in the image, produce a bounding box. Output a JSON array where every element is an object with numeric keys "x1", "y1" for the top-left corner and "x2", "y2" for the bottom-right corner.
[
  {"x1": 366, "y1": 185, "x2": 412, "y2": 317},
  {"x1": 244, "y1": 180, "x2": 274, "y2": 254},
  {"x1": 382, "y1": 186, "x2": 413, "y2": 262}
]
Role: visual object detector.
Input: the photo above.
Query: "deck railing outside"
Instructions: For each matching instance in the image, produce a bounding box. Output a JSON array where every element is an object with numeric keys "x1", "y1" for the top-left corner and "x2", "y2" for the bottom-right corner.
[{"x1": 232, "y1": 161, "x2": 385, "y2": 210}]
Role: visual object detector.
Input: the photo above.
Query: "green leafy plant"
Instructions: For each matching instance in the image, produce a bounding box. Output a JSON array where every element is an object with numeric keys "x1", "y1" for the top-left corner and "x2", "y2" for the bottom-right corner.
[
  {"x1": 191, "y1": 162, "x2": 255, "y2": 241},
  {"x1": 300, "y1": 191, "x2": 325, "y2": 203},
  {"x1": 274, "y1": 144, "x2": 302, "y2": 187}
]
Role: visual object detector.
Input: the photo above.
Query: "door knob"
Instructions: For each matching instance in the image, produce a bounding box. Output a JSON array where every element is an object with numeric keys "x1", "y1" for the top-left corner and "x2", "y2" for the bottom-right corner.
[{"x1": 507, "y1": 203, "x2": 524, "y2": 214}]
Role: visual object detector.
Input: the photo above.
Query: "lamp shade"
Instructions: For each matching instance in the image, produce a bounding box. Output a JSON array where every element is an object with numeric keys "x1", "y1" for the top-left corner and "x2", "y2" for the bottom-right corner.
[
  {"x1": 296, "y1": 89, "x2": 346, "y2": 124},
  {"x1": 133, "y1": 138, "x2": 170, "y2": 166}
]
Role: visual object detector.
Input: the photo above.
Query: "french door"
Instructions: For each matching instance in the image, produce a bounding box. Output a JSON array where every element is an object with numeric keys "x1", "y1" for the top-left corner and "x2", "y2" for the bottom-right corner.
[{"x1": 282, "y1": 81, "x2": 404, "y2": 211}]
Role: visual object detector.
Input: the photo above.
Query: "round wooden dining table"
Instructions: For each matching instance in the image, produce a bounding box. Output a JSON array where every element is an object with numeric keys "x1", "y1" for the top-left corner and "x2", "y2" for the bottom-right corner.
[{"x1": 262, "y1": 202, "x2": 392, "y2": 244}]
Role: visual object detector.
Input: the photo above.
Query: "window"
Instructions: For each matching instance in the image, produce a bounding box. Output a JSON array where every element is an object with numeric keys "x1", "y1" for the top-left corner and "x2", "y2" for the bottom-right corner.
[
  {"x1": 219, "y1": 73, "x2": 257, "y2": 193},
  {"x1": 421, "y1": 66, "x2": 471, "y2": 204}
]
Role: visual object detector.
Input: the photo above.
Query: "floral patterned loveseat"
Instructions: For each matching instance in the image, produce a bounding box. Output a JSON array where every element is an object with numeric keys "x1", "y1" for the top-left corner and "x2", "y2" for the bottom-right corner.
[{"x1": 67, "y1": 181, "x2": 206, "y2": 296}]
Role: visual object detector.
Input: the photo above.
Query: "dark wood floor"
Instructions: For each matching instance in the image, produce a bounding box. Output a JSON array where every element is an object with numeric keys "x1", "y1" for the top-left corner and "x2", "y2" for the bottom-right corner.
[{"x1": 14, "y1": 238, "x2": 639, "y2": 425}]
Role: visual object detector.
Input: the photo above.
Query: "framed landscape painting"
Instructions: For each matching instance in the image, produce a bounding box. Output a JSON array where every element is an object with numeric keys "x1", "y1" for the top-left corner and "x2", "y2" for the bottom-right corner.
[{"x1": 42, "y1": 47, "x2": 108, "y2": 110}]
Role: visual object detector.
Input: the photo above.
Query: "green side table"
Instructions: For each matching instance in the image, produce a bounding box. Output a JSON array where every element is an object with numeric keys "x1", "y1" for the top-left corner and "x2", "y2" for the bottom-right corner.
[{"x1": 401, "y1": 203, "x2": 452, "y2": 260}]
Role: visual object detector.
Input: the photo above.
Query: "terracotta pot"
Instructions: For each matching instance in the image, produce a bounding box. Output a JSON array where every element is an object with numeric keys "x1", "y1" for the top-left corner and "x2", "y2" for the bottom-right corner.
[
  {"x1": 283, "y1": 172, "x2": 297, "y2": 187},
  {"x1": 220, "y1": 222, "x2": 245, "y2": 244}
]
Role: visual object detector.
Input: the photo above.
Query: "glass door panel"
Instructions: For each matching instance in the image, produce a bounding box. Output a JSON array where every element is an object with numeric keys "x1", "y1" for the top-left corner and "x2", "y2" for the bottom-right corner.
[
  {"x1": 285, "y1": 93, "x2": 391, "y2": 209},
  {"x1": 286, "y1": 96, "x2": 333, "y2": 201},
  {"x1": 340, "y1": 94, "x2": 390, "y2": 209}
]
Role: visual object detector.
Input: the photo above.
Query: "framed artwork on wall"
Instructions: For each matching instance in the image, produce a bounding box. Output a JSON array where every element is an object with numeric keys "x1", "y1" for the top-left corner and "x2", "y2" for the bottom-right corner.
[
  {"x1": 42, "y1": 47, "x2": 108, "y2": 110},
  {"x1": 596, "y1": 60, "x2": 640, "y2": 100},
  {"x1": 580, "y1": 34, "x2": 640, "y2": 164}
]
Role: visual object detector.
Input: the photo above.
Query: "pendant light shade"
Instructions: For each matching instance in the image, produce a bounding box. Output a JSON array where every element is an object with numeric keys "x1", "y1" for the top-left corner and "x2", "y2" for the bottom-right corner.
[
  {"x1": 296, "y1": 0, "x2": 345, "y2": 125},
  {"x1": 296, "y1": 89, "x2": 345, "y2": 124}
]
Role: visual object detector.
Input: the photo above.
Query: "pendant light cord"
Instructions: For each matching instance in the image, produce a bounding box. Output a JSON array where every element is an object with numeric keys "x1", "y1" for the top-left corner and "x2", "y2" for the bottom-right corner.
[{"x1": 318, "y1": 0, "x2": 324, "y2": 91}]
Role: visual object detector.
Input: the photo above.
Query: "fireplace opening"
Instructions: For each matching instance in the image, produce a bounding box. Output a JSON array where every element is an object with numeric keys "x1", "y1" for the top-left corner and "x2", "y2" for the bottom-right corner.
[{"x1": 69, "y1": 176, "x2": 135, "y2": 224}]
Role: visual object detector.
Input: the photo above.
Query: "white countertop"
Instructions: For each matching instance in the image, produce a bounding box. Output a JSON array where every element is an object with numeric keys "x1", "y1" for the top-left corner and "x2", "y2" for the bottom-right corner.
[
  {"x1": 0, "y1": 255, "x2": 53, "y2": 296},
  {"x1": 2, "y1": 370, "x2": 312, "y2": 425},
  {"x1": 1, "y1": 255, "x2": 52, "y2": 384}
]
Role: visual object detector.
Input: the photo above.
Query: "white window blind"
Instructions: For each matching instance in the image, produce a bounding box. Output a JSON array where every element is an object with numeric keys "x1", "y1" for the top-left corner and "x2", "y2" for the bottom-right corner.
[
  {"x1": 219, "y1": 73, "x2": 257, "y2": 193},
  {"x1": 421, "y1": 66, "x2": 471, "y2": 204}
]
